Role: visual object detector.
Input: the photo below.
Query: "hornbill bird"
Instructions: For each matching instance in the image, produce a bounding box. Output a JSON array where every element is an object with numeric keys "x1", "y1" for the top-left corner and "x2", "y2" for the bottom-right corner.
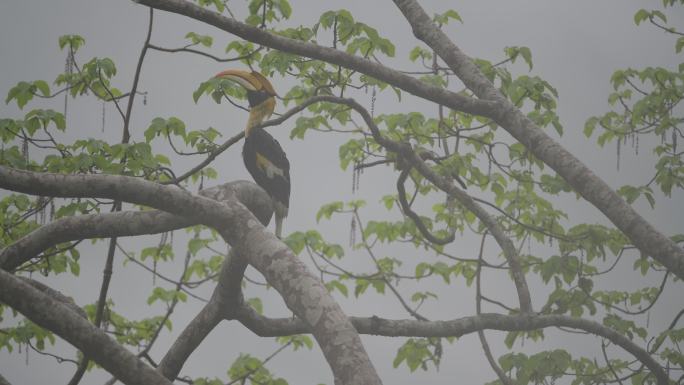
[{"x1": 214, "y1": 69, "x2": 290, "y2": 238}]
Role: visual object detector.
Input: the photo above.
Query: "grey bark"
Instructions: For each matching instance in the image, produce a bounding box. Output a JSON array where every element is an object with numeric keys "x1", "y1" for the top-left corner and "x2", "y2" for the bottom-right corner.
[
  {"x1": 391, "y1": 0, "x2": 684, "y2": 280},
  {"x1": 157, "y1": 249, "x2": 249, "y2": 379},
  {"x1": 0, "y1": 269, "x2": 174, "y2": 385},
  {"x1": 0, "y1": 171, "x2": 665, "y2": 383},
  {"x1": 0, "y1": 166, "x2": 382, "y2": 385},
  {"x1": 132, "y1": 0, "x2": 496, "y2": 117},
  {"x1": 238, "y1": 311, "x2": 669, "y2": 385},
  {"x1": 0, "y1": 180, "x2": 270, "y2": 271},
  {"x1": 306, "y1": 95, "x2": 533, "y2": 313},
  {"x1": 132, "y1": 0, "x2": 684, "y2": 281}
]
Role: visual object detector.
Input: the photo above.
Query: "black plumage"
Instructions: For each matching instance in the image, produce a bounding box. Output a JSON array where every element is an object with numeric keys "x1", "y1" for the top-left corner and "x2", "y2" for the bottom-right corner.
[
  {"x1": 242, "y1": 126, "x2": 291, "y2": 230},
  {"x1": 214, "y1": 69, "x2": 289, "y2": 237}
]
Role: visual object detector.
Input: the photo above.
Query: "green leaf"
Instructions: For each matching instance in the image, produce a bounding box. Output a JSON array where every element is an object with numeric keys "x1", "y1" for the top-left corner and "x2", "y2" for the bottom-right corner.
[
  {"x1": 633, "y1": 256, "x2": 650, "y2": 275},
  {"x1": 354, "y1": 279, "x2": 370, "y2": 298},
  {"x1": 316, "y1": 201, "x2": 343, "y2": 222},
  {"x1": 98, "y1": 58, "x2": 117, "y2": 78},
  {"x1": 505, "y1": 331, "x2": 520, "y2": 348},
  {"x1": 644, "y1": 190, "x2": 656, "y2": 209},
  {"x1": 188, "y1": 237, "x2": 210, "y2": 256},
  {"x1": 443, "y1": 9, "x2": 462, "y2": 23},
  {"x1": 325, "y1": 280, "x2": 348, "y2": 297},
  {"x1": 617, "y1": 185, "x2": 640, "y2": 204},
  {"x1": 381, "y1": 195, "x2": 395, "y2": 210},
  {"x1": 167, "y1": 117, "x2": 186, "y2": 137},
  {"x1": 185, "y1": 32, "x2": 213, "y2": 47},
  {"x1": 58, "y1": 34, "x2": 85, "y2": 51},
  {"x1": 633, "y1": 9, "x2": 649, "y2": 25},
  {"x1": 33, "y1": 80, "x2": 50, "y2": 97},
  {"x1": 338, "y1": 138, "x2": 365, "y2": 170},
  {"x1": 392, "y1": 339, "x2": 432, "y2": 372},
  {"x1": 519, "y1": 46, "x2": 533, "y2": 70},
  {"x1": 583, "y1": 116, "x2": 598, "y2": 137},
  {"x1": 409, "y1": 46, "x2": 432, "y2": 62},
  {"x1": 246, "y1": 297, "x2": 263, "y2": 314},
  {"x1": 6, "y1": 81, "x2": 34, "y2": 109},
  {"x1": 433, "y1": 9, "x2": 462, "y2": 25},
  {"x1": 145, "y1": 117, "x2": 165, "y2": 142},
  {"x1": 651, "y1": 10, "x2": 667, "y2": 23},
  {"x1": 193, "y1": 81, "x2": 212, "y2": 104},
  {"x1": 276, "y1": 0, "x2": 292, "y2": 19}
]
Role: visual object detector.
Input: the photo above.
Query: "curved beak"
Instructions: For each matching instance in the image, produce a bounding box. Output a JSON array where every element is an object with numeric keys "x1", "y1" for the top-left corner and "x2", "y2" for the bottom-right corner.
[{"x1": 214, "y1": 69, "x2": 260, "y2": 91}]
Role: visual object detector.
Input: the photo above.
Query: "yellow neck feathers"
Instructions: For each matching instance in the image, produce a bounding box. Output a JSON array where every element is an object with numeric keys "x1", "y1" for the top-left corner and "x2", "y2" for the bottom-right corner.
[{"x1": 245, "y1": 97, "x2": 275, "y2": 137}]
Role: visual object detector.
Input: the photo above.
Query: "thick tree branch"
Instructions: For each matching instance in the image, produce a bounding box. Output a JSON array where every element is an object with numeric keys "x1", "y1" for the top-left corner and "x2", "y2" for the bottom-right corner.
[
  {"x1": 157, "y1": 300, "x2": 222, "y2": 379},
  {"x1": 121, "y1": 0, "x2": 534, "y2": 311},
  {"x1": 0, "y1": 166, "x2": 382, "y2": 385},
  {"x1": 158, "y1": 248, "x2": 249, "y2": 379},
  {"x1": 18, "y1": 277, "x2": 88, "y2": 319},
  {"x1": 130, "y1": 0, "x2": 497, "y2": 118},
  {"x1": 476, "y1": 232, "x2": 514, "y2": 385},
  {"x1": 0, "y1": 181, "x2": 269, "y2": 271},
  {"x1": 310, "y1": 95, "x2": 533, "y2": 313},
  {"x1": 1, "y1": 181, "x2": 271, "y2": 381},
  {"x1": 391, "y1": 0, "x2": 684, "y2": 281},
  {"x1": 0, "y1": 268, "x2": 173, "y2": 385},
  {"x1": 237, "y1": 310, "x2": 668, "y2": 385},
  {"x1": 131, "y1": 0, "x2": 684, "y2": 281},
  {"x1": 67, "y1": 12, "x2": 153, "y2": 381}
]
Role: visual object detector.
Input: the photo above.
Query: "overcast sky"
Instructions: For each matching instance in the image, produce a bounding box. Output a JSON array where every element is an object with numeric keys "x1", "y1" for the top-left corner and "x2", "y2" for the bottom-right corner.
[{"x1": 1, "y1": 1, "x2": 683, "y2": 384}]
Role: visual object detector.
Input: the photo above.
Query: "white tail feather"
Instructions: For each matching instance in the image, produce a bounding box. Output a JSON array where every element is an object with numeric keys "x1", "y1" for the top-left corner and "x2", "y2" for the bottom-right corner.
[
  {"x1": 275, "y1": 214, "x2": 283, "y2": 239},
  {"x1": 274, "y1": 201, "x2": 288, "y2": 239}
]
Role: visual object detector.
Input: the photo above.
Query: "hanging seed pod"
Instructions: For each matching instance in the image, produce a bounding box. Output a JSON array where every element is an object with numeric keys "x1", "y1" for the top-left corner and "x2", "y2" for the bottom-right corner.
[
  {"x1": 152, "y1": 259, "x2": 157, "y2": 286},
  {"x1": 352, "y1": 161, "x2": 364, "y2": 193},
  {"x1": 349, "y1": 214, "x2": 357, "y2": 247},
  {"x1": 351, "y1": 167, "x2": 356, "y2": 193},
  {"x1": 63, "y1": 51, "x2": 73, "y2": 119},
  {"x1": 356, "y1": 163, "x2": 363, "y2": 192},
  {"x1": 616, "y1": 136, "x2": 621, "y2": 171},
  {"x1": 636, "y1": 134, "x2": 639, "y2": 156}
]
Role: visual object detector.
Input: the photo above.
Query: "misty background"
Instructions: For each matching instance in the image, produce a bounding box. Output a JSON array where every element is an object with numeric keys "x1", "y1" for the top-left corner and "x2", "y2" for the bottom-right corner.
[{"x1": 1, "y1": 1, "x2": 682, "y2": 384}]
